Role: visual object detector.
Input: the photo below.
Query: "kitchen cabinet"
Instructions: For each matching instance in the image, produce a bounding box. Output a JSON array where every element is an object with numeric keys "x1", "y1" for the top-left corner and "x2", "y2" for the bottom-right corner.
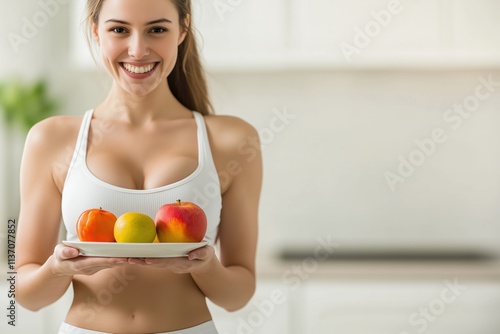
[
  {"x1": 301, "y1": 280, "x2": 500, "y2": 334},
  {"x1": 293, "y1": 0, "x2": 444, "y2": 66},
  {"x1": 452, "y1": 0, "x2": 500, "y2": 58},
  {"x1": 207, "y1": 257, "x2": 500, "y2": 334},
  {"x1": 70, "y1": 0, "x2": 500, "y2": 71},
  {"x1": 208, "y1": 278, "x2": 500, "y2": 334},
  {"x1": 70, "y1": 0, "x2": 95, "y2": 69},
  {"x1": 207, "y1": 280, "x2": 293, "y2": 334},
  {"x1": 194, "y1": 0, "x2": 500, "y2": 71},
  {"x1": 192, "y1": 0, "x2": 289, "y2": 70}
]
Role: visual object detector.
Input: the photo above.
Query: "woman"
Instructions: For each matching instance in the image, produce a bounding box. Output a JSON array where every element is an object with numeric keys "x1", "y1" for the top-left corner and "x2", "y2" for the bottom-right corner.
[{"x1": 15, "y1": 0, "x2": 262, "y2": 333}]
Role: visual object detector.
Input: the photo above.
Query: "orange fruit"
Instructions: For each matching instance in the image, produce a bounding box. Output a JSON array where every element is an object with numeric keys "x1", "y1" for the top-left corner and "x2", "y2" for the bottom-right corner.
[
  {"x1": 114, "y1": 212, "x2": 156, "y2": 243},
  {"x1": 76, "y1": 208, "x2": 117, "y2": 242}
]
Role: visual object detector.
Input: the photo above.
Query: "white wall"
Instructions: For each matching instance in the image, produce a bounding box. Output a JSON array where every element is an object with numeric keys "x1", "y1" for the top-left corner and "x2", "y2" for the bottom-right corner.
[{"x1": 207, "y1": 70, "x2": 500, "y2": 256}]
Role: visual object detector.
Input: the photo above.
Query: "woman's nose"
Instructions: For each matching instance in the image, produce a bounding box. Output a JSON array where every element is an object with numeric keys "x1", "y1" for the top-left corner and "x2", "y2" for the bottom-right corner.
[{"x1": 128, "y1": 34, "x2": 150, "y2": 59}]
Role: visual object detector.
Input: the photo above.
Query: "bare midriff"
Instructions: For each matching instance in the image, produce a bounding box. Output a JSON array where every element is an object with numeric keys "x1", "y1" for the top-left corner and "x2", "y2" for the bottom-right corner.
[{"x1": 65, "y1": 265, "x2": 212, "y2": 333}]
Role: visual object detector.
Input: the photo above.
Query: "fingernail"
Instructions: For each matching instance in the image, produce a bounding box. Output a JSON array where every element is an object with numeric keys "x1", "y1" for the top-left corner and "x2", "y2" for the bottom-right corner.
[{"x1": 64, "y1": 249, "x2": 74, "y2": 257}]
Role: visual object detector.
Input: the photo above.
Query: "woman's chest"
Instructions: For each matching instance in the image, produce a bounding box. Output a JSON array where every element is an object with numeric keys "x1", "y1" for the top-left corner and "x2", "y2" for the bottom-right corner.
[{"x1": 85, "y1": 123, "x2": 199, "y2": 190}]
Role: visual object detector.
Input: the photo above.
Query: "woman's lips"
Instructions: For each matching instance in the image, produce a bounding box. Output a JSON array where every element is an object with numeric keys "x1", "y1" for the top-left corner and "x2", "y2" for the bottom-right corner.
[{"x1": 120, "y1": 62, "x2": 159, "y2": 79}]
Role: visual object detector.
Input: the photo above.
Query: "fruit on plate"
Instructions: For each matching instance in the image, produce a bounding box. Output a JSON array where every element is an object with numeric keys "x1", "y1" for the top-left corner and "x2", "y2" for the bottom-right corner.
[
  {"x1": 114, "y1": 212, "x2": 157, "y2": 243},
  {"x1": 155, "y1": 200, "x2": 207, "y2": 242},
  {"x1": 76, "y1": 208, "x2": 117, "y2": 242}
]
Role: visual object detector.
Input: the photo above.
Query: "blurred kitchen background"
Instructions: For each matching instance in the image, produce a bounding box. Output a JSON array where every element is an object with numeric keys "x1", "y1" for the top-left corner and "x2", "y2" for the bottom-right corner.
[{"x1": 1, "y1": 0, "x2": 500, "y2": 333}]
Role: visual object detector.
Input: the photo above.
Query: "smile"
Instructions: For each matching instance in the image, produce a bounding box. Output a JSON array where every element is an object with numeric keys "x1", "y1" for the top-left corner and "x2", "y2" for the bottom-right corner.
[{"x1": 121, "y1": 62, "x2": 158, "y2": 74}]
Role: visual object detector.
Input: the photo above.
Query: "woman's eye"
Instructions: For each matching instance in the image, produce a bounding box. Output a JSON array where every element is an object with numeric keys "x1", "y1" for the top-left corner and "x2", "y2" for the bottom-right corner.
[
  {"x1": 150, "y1": 27, "x2": 166, "y2": 33},
  {"x1": 111, "y1": 27, "x2": 127, "y2": 34}
]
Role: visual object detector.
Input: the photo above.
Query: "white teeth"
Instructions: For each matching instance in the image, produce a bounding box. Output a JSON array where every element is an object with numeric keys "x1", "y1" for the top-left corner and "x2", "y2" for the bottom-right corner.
[{"x1": 123, "y1": 63, "x2": 155, "y2": 74}]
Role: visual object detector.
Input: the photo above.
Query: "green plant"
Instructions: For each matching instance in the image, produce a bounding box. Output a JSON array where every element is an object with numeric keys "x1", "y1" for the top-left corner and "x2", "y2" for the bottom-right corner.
[{"x1": 0, "y1": 78, "x2": 59, "y2": 133}]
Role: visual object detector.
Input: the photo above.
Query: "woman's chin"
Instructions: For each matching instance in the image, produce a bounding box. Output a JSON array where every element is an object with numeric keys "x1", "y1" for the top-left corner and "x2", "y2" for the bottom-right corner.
[
  {"x1": 116, "y1": 75, "x2": 167, "y2": 97},
  {"x1": 118, "y1": 82, "x2": 156, "y2": 97}
]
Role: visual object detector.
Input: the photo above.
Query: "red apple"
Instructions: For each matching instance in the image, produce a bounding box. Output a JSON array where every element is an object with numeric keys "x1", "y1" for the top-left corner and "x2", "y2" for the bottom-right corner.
[{"x1": 155, "y1": 200, "x2": 207, "y2": 242}]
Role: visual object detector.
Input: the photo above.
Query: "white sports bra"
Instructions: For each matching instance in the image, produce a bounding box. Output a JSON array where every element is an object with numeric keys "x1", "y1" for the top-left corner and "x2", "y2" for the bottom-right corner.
[{"x1": 61, "y1": 110, "x2": 221, "y2": 244}]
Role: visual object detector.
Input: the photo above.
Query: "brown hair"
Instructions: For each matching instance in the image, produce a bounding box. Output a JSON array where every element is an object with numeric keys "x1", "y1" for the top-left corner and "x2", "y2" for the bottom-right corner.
[{"x1": 84, "y1": 0, "x2": 214, "y2": 115}]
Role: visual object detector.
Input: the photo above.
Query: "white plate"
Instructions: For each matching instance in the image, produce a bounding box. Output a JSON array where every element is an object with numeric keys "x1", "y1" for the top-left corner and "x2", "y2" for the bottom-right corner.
[{"x1": 62, "y1": 240, "x2": 208, "y2": 258}]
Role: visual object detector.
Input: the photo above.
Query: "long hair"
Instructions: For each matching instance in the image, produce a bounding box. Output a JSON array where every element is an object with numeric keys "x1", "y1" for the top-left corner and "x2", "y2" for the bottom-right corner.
[{"x1": 84, "y1": 0, "x2": 214, "y2": 115}]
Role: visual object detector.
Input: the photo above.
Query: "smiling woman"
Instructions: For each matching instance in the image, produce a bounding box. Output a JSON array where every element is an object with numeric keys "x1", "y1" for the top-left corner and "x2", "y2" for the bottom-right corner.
[
  {"x1": 14, "y1": 0, "x2": 262, "y2": 333},
  {"x1": 92, "y1": 0, "x2": 184, "y2": 97},
  {"x1": 86, "y1": 0, "x2": 213, "y2": 115}
]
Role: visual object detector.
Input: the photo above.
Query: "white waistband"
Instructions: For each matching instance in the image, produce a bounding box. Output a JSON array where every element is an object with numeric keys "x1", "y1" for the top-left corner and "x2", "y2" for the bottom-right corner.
[{"x1": 58, "y1": 320, "x2": 219, "y2": 334}]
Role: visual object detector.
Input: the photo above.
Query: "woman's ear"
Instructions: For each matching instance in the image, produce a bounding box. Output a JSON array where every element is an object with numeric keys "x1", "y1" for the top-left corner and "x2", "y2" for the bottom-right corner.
[
  {"x1": 178, "y1": 14, "x2": 190, "y2": 45},
  {"x1": 91, "y1": 21, "x2": 100, "y2": 45}
]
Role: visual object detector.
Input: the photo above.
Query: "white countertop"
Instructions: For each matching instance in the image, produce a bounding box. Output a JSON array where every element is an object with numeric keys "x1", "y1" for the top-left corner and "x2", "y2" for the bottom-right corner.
[{"x1": 256, "y1": 257, "x2": 500, "y2": 281}]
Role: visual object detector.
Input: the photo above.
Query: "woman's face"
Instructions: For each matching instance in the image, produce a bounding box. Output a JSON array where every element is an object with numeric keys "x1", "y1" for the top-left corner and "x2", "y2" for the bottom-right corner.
[{"x1": 93, "y1": 0, "x2": 186, "y2": 97}]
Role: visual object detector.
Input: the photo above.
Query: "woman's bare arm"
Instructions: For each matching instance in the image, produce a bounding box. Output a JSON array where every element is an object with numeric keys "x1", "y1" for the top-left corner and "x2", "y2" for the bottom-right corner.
[
  {"x1": 132, "y1": 116, "x2": 263, "y2": 311},
  {"x1": 186, "y1": 116, "x2": 262, "y2": 311},
  {"x1": 15, "y1": 117, "x2": 127, "y2": 311}
]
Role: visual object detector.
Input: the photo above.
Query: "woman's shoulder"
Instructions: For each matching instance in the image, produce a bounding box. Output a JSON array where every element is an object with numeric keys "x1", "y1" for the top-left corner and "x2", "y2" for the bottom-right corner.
[
  {"x1": 203, "y1": 114, "x2": 258, "y2": 143},
  {"x1": 202, "y1": 113, "x2": 261, "y2": 164},
  {"x1": 25, "y1": 114, "x2": 84, "y2": 150}
]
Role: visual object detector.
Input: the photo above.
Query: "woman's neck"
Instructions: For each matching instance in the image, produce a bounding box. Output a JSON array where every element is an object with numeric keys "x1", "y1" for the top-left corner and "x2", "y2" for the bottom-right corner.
[{"x1": 96, "y1": 81, "x2": 188, "y2": 125}]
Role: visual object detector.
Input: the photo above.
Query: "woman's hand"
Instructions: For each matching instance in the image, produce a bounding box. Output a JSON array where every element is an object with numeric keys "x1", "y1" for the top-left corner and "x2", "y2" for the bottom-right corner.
[
  {"x1": 50, "y1": 244, "x2": 128, "y2": 277},
  {"x1": 126, "y1": 245, "x2": 216, "y2": 275}
]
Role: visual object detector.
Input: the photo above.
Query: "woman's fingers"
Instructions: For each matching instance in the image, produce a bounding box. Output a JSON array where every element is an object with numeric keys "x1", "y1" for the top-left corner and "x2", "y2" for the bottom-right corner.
[
  {"x1": 134, "y1": 246, "x2": 215, "y2": 274},
  {"x1": 53, "y1": 244, "x2": 215, "y2": 275},
  {"x1": 187, "y1": 245, "x2": 213, "y2": 261},
  {"x1": 54, "y1": 244, "x2": 79, "y2": 261},
  {"x1": 52, "y1": 244, "x2": 128, "y2": 276},
  {"x1": 61, "y1": 246, "x2": 80, "y2": 259}
]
